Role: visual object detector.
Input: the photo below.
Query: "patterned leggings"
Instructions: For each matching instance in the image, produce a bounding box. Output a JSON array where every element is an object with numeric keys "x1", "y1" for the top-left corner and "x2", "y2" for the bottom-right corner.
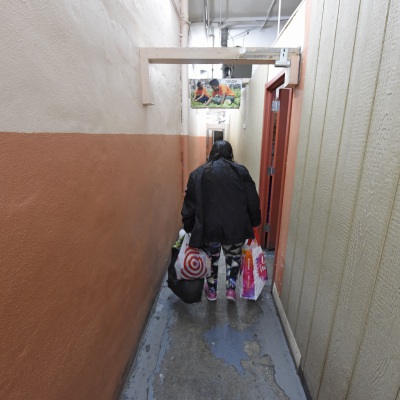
[{"x1": 204, "y1": 242, "x2": 243, "y2": 292}]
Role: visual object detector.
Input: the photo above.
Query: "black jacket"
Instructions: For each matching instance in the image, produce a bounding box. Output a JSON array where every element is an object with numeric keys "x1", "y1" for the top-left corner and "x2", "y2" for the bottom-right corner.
[{"x1": 181, "y1": 158, "x2": 261, "y2": 247}]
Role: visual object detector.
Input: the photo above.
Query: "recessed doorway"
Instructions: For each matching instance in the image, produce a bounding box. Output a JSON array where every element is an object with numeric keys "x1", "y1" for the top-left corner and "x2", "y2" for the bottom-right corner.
[{"x1": 259, "y1": 72, "x2": 293, "y2": 256}]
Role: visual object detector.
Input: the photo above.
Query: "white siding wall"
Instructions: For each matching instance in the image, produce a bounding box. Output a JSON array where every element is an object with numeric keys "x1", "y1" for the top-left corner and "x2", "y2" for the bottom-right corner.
[{"x1": 282, "y1": 0, "x2": 400, "y2": 398}]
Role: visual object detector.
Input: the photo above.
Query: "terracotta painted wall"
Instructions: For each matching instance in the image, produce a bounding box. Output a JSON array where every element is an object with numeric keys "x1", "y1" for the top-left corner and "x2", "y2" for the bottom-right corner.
[
  {"x1": 0, "y1": 1, "x2": 182, "y2": 399},
  {"x1": 188, "y1": 135, "x2": 207, "y2": 173},
  {"x1": 0, "y1": 133, "x2": 182, "y2": 399}
]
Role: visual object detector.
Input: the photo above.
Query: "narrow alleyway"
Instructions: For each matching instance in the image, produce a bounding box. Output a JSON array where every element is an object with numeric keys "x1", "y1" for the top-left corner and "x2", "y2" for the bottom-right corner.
[{"x1": 120, "y1": 253, "x2": 306, "y2": 400}]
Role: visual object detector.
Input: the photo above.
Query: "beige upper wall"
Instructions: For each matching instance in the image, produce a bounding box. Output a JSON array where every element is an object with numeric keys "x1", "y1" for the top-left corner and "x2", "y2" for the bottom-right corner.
[
  {"x1": 0, "y1": 0, "x2": 181, "y2": 134},
  {"x1": 227, "y1": 66, "x2": 268, "y2": 189},
  {"x1": 188, "y1": 1, "x2": 306, "y2": 163},
  {"x1": 227, "y1": 0, "x2": 306, "y2": 189},
  {"x1": 269, "y1": 1, "x2": 306, "y2": 80}
]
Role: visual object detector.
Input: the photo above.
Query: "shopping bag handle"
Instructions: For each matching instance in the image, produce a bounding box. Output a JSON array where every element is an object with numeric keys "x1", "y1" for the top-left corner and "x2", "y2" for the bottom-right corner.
[
  {"x1": 246, "y1": 227, "x2": 261, "y2": 246},
  {"x1": 252, "y1": 227, "x2": 260, "y2": 245}
]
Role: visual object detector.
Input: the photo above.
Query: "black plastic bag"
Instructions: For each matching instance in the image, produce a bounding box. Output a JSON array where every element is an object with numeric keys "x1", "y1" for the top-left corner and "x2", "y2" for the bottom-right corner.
[{"x1": 167, "y1": 246, "x2": 204, "y2": 303}]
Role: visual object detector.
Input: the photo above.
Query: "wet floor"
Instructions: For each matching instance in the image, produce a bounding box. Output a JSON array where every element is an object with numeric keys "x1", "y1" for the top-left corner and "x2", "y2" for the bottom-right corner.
[{"x1": 120, "y1": 252, "x2": 306, "y2": 400}]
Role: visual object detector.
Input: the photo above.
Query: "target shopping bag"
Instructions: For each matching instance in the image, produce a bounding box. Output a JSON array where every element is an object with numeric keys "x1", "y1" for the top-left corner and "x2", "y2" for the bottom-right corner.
[
  {"x1": 167, "y1": 231, "x2": 205, "y2": 303},
  {"x1": 174, "y1": 233, "x2": 211, "y2": 280},
  {"x1": 239, "y1": 228, "x2": 267, "y2": 300}
]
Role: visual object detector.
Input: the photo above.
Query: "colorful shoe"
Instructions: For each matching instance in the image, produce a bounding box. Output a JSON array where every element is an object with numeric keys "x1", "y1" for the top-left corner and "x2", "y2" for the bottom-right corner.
[
  {"x1": 204, "y1": 284, "x2": 217, "y2": 301},
  {"x1": 226, "y1": 288, "x2": 236, "y2": 302}
]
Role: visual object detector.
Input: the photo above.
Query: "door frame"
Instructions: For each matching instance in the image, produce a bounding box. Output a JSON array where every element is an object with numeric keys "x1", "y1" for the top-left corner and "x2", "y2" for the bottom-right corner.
[{"x1": 258, "y1": 71, "x2": 293, "y2": 281}]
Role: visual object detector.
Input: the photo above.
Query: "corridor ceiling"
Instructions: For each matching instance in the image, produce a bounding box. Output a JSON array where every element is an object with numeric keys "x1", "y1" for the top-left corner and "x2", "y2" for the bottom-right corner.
[{"x1": 188, "y1": 0, "x2": 304, "y2": 29}]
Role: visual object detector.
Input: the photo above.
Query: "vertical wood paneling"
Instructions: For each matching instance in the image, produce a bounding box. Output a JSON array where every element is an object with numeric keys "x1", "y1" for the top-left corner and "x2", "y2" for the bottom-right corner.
[
  {"x1": 347, "y1": 179, "x2": 400, "y2": 400},
  {"x1": 340, "y1": 3, "x2": 400, "y2": 399},
  {"x1": 294, "y1": 0, "x2": 362, "y2": 371},
  {"x1": 286, "y1": 0, "x2": 340, "y2": 331},
  {"x1": 281, "y1": 0, "x2": 325, "y2": 311},
  {"x1": 318, "y1": 0, "x2": 399, "y2": 398},
  {"x1": 301, "y1": 0, "x2": 392, "y2": 396}
]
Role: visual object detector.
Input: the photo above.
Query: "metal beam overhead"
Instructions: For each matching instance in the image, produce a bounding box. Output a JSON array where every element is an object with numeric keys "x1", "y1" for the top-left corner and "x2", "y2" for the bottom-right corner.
[{"x1": 140, "y1": 46, "x2": 301, "y2": 105}]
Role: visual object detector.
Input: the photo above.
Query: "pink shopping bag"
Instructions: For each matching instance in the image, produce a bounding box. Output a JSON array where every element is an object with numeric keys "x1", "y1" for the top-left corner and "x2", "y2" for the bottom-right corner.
[{"x1": 239, "y1": 228, "x2": 267, "y2": 300}]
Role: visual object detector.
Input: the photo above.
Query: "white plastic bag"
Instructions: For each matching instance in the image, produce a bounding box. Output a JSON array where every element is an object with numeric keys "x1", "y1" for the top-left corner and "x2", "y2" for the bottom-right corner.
[
  {"x1": 239, "y1": 230, "x2": 267, "y2": 300},
  {"x1": 174, "y1": 233, "x2": 211, "y2": 280}
]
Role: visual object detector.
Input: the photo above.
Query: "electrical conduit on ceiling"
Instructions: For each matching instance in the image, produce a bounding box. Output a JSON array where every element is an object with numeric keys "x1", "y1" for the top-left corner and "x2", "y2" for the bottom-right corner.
[
  {"x1": 260, "y1": 0, "x2": 277, "y2": 30},
  {"x1": 169, "y1": 0, "x2": 181, "y2": 20},
  {"x1": 277, "y1": 0, "x2": 282, "y2": 36},
  {"x1": 203, "y1": 0, "x2": 210, "y2": 36}
]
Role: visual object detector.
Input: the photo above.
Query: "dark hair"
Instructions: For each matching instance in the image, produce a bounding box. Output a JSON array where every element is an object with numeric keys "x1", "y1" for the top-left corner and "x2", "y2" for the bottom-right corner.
[
  {"x1": 209, "y1": 79, "x2": 219, "y2": 87},
  {"x1": 197, "y1": 81, "x2": 203, "y2": 88},
  {"x1": 209, "y1": 140, "x2": 234, "y2": 161}
]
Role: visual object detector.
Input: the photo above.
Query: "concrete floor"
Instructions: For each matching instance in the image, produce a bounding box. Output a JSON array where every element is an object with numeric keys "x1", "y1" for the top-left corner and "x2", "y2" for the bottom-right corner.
[{"x1": 120, "y1": 252, "x2": 306, "y2": 400}]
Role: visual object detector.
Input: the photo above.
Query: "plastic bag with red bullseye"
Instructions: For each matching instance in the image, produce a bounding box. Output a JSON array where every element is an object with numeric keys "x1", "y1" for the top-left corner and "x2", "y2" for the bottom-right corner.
[{"x1": 174, "y1": 233, "x2": 211, "y2": 280}]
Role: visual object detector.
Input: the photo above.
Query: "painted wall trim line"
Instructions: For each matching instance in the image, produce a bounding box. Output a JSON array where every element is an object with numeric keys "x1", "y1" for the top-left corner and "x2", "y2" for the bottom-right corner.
[{"x1": 272, "y1": 283, "x2": 302, "y2": 369}]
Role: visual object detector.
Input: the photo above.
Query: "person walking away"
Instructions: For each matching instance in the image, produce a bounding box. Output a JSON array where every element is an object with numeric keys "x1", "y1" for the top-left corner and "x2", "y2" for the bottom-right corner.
[{"x1": 181, "y1": 140, "x2": 261, "y2": 302}]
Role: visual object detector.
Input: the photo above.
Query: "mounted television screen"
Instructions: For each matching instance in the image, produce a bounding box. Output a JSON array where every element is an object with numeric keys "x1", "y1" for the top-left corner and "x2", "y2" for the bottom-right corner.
[{"x1": 190, "y1": 79, "x2": 242, "y2": 109}]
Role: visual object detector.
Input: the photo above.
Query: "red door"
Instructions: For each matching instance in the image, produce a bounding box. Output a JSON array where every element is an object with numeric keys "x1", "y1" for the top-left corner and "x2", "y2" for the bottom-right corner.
[{"x1": 258, "y1": 73, "x2": 292, "y2": 251}]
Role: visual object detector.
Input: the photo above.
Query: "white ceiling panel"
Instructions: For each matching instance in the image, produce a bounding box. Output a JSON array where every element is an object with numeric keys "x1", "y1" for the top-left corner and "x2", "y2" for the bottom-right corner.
[{"x1": 189, "y1": 0, "x2": 303, "y2": 26}]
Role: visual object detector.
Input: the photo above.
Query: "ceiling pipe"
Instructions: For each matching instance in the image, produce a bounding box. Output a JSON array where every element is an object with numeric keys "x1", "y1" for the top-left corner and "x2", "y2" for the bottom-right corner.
[
  {"x1": 221, "y1": 28, "x2": 231, "y2": 78},
  {"x1": 231, "y1": 30, "x2": 250, "y2": 40},
  {"x1": 221, "y1": 28, "x2": 229, "y2": 47},
  {"x1": 218, "y1": 16, "x2": 290, "y2": 28},
  {"x1": 260, "y1": 0, "x2": 277, "y2": 30},
  {"x1": 277, "y1": 0, "x2": 282, "y2": 36},
  {"x1": 169, "y1": 0, "x2": 180, "y2": 20},
  {"x1": 203, "y1": 0, "x2": 210, "y2": 36}
]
